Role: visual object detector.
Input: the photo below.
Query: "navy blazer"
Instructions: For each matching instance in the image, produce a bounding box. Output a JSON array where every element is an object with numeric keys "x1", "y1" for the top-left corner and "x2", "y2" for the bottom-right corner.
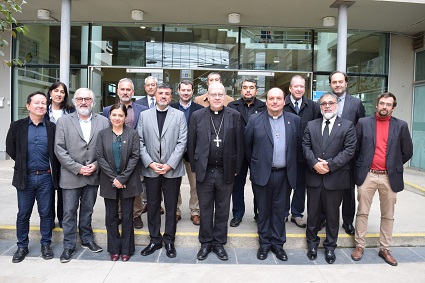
[
  {"x1": 245, "y1": 111, "x2": 300, "y2": 188},
  {"x1": 102, "y1": 102, "x2": 148, "y2": 129},
  {"x1": 6, "y1": 117, "x2": 60, "y2": 190},
  {"x1": 227, "y1": 98, "x2": 266, "y2": 126},
  {"x1": 188, "y1": 107, "x2": 244, "y2": 184},
  {"x1": 134, "y1": 96, "x2": 150, "y2": 107},
  {"x1": 302, "y1": 116, "x2": 357, "y2": 190},
  {"x1": 355, "y1": 115, "x2": 413, "y2": 192}
]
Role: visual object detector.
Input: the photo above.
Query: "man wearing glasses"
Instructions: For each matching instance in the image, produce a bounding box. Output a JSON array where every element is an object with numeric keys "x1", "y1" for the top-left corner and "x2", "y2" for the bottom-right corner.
[
  {"x1": 302, "y1": 92, "x2": 357, "y2": 264},
  {"x1": 188, "y1": 82, "x2": 244, "y2": 261},
  {"x1": 55, "y1": 88, "x2": 109, "y2": 263}
]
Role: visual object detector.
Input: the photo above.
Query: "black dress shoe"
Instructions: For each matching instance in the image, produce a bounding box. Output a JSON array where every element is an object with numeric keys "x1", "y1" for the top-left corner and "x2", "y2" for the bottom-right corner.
[
  {"x1": 197, "y1": 246, "x2": 211, "y2": 260},
  {"x1": 60, "y1": 248, "x2": 76, "y2": 263},
  {"x1": 307, "y1": 248, "x2": 317, "y2": 260},
  {"x1": 342, "y1": 223, "x2": 355, "y2": 235},
  {"x1": 257, "y1": 247, "x2": 270, "y2": 260},
  {"x1": 41, "y1": 245, "x2": 54, "y2": 260},
  {"x1": 325, "y1": 250, "x2": 336, "y2": 264},
  {"x1": 230, "y1": 217, "x2": 242, "y2": 227},
  {"x1": 271, "y1": 247, "x2": 288, "y2": 261},
  {"x1": 212, "y1": 245, "x2": 228, "y2": 261},
  {"x1": 165, "y1": 243, "x2": 177, "y2": 258},
  {"x1": 141, "y1": 242, "x2": 162, "y2": 256},
  {"x1": 82, "y1": 241, "x2": 103, "y2": 253},
  {"x1": 12, "y1": 247, "x2": 28, "y2": 263}
]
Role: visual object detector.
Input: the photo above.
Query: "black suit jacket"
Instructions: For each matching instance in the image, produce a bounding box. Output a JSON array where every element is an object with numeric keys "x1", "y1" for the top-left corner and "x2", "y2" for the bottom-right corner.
[
  {"x1": 355, "y1": 115, "x2": 413, "y2": 192},
  {"x1": 6, "y1": 117, "x2": 60, "y2": 190},
  {"x1": 340, "y1": 94, "x2": 365, "y2": 125},
  {"x1": 245, "y1": 111, "x2": 300, "y2": 188},
  {"x1": 302, "y1": 116, "x2": 357, "y2": 190},
  {"x1": 96, "y1": 126, "x2": 142, "y2": 199},
  {"x1": 188, "y1": 107, "x2": 244, "y2": 184},
  {"x1": 284, "y1": 95, "x2": 321, "y2": 163},
  {"x1": 227, "y1": 98, "x2": 266, "y2": 126},
  {"x1": 134, "y1": 96, "x2": 152, "y2": 107},
  {"x1": 102, "y1": 102, "x2": 148, "y2": 129}
]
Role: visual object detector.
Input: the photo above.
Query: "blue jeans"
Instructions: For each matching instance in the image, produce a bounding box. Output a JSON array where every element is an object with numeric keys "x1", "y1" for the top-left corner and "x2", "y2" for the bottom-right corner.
[
  {"x1": 62, "y1": 185, "x2": 98, "y2": 249},
  {"x1": 16, "y1": 174, "x2": 53, "y2": 248}
]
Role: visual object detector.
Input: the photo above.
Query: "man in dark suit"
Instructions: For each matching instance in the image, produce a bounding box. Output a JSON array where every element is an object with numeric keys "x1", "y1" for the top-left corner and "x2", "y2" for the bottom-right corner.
[
  {"x1": 351, "y1": 92, "x2": 413, "y2": 266},
  {"x1": 245, "y1": 87, "x2": 300, "y2": 261},
  {"x1": 302, "y1": 92, "x2": 357, "y2": 264},
  {"x1": 329, "y1": 71, "x2": 365, "y2": 235},
  {"x1": 188, "y1": 82, "x2": 244, "y2": 261},
  {"x1": 138, "y1": 83, "x2": 187, "y2": 258},
  {"x1": 283, "y1": 75, "x2": 321, "y2": 228},
  {"x1": 171, "y1": 80, "x2": 203, "y2": 225},
  {"x1": 227, "y1": 79, "x2": 266, "y2": 227},
  {"x1": 103, "y1": 78, "x2": 148, "y2": 229},
  {"x1": 6, "y1": 91, "x2": 60, "y2": 263},
  {"x1": 134, "y1": 76, "x2": 158, "y2": 108}
]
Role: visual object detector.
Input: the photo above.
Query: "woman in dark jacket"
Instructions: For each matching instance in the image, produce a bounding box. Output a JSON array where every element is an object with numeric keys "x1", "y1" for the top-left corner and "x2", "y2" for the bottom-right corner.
[
  {"x1": 45, "y1": 82, "x2": 75, "y2": 228},
  {"x1": 96, "y1": 103, "x2": 142, "y2": 261}
]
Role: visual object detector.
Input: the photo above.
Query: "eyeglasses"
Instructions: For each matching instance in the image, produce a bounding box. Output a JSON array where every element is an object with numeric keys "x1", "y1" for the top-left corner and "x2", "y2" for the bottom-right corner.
[
  {"x1": 209, "y1": 93, "x2": 224, "y2": 98},
  {"x1": 320, "y1": 101, "x2": 336, "y2": 107},
  {"x1": 378, "y1": 101, "x2": 393, "y2": 107},
  {"x1": 75, "y1": 97, "x2": 92, "y2": 102}
]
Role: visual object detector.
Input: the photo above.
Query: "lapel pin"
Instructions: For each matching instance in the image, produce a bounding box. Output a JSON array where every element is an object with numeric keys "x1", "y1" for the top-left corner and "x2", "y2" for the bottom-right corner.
[
  {"x1": 123, "y1": 141, "x2": 126, "y2": 144},
  {"x1": 338, "y1": 123, "x2": 341, "y2": 126},
  {"x1": 288, "y1": 121, "x2": 290, "y2": 124}
]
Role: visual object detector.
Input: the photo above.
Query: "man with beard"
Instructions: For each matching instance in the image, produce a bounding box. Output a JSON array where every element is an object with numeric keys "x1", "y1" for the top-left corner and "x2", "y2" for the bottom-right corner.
[
  {"x1": 103, "y1": 78, "x2": 148, "y2": 229},
  {"x1": 302, "y1": 92, "x2": 356, "y2": 264},
  {"x1": 138, "y1": 83, "x2": 187, "y2": 258},
  {"x1": 188, "y1": 82, "x2": 244, "y2": 261},
  {"x1": 227, "y1": 79, "x2": 266, "y2": 227},
  {"x1": 351, "y1": 92, "x2": 413, "y2": 266},
  {"x1": 55, "y1": 88, "x2": 109, "y2": 263},
  {"x1": 171, "y1": 80, "x2": 203, "y2": 225},
  {"x1": 329, "y1": 71, "x2": 365, "y2": 235}
]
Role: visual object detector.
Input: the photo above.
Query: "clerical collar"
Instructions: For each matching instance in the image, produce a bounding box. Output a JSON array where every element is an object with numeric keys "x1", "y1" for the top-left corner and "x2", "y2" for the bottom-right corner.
[
  {"x1": 209, "y1": 107, "x2": 224, "y2": 115},
  {"x1": 268, "y1": 113, "x2": 283, "y2": 120},
  {"x1": 156, "y1": 105, "x2": 169, "y2": 112}
]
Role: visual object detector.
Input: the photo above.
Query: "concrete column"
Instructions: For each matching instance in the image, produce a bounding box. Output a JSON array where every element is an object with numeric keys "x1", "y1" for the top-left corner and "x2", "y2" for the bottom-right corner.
[
  {"x1": 336, "y1": 3, "x2": 348, "y2": 72},
  {"x1": 60, "y1": 0, "x2": 71, "y2": 85}
]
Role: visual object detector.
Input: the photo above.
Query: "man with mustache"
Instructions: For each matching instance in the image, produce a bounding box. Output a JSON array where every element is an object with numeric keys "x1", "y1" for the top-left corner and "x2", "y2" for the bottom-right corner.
[{"x1": 55, "y1": 88, "x2": 109, "y2": 263}]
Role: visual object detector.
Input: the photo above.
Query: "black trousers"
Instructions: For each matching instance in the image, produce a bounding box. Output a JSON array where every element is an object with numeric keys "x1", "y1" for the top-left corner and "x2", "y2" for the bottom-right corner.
[
  {"x1": 253, "y1": 168, "x2": 290, "y2": 249},
  {"x1": 145, "y1": 175, "x2": 181, "y2": 245},
  {"x1": 104, "y1": 190, "x2": 135, "y2": 256},
  {"x1": 306, "y1": 184, "x2": 344, "y2": 251},
  {"x1": 342, "y1": 167, "x2": 356, "y2": 224},
  {"x1": 197, "y1": 167, "x2": 233, "y2": 247}
]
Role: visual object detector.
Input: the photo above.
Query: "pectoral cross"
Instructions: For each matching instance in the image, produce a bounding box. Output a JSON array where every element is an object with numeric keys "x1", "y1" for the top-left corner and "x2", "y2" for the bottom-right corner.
[{"x1": 214, "y1": 135, "x2": 222, "y2": 147}]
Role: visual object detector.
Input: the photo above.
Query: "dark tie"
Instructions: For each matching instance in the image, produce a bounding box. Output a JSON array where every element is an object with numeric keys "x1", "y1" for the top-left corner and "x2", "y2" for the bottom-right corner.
[
  {"x1": 149, "y1": 98, "x2": 155, "y2": 108},
  {"x1": 322, "y1": 120, "x2": 330, "y2": 145},
  {"x1": 294, "y1": 101, "x2": 300, "y2": 114}
]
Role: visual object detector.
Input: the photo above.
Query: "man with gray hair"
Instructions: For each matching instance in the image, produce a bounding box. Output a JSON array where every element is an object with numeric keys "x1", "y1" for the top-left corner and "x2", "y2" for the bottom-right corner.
[
  {"x1": 135, "y1": 76, "x2": 158, "y2": 108},
  {"x1": 302, "y1": 92, "x2": 356, "y2": 264},
  {"x1": 55, "y1": 88, "x2": 109, "y2": 263}
]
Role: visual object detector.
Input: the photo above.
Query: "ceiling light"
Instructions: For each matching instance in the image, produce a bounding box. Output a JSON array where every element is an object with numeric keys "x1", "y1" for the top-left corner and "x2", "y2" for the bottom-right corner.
[
  {"x1": 323, "y1": 16, "x2": 336, "y2": 27},
  {"x1": 228, "y1": 13, "x2": 240, "y2": 24},
  {"x1": 131, "y1": 9, "x2": 144, "y2": 21},
  {"x1": 37, "y1": 9, "x2": 50, "y2": 20},
  {"x1": 140, "y1": 26, "x2": 146, "y2": 29}
]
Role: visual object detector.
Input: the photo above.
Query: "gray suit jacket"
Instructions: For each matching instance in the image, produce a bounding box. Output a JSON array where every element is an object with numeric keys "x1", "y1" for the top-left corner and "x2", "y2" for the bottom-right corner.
[
  {"x1": 54, "y1": 112, "x2": 109, "y2": 189},
  {"x1": 137, "y1": 107, "x2": 187, "y2": 178}
]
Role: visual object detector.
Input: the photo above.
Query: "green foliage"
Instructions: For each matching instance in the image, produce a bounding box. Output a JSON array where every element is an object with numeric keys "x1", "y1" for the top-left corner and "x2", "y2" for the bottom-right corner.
[{"x1": 0, "y1": 0, "x2": 28, "y2": 66}]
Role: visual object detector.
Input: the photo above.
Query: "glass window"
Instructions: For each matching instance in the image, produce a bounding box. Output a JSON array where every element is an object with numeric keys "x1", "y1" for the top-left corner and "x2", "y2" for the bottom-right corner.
[
  {"x1": 15, "y1": 24, "x2": 88, "y2": 65},
  {"x1": 315, "y1": 31, "x2": 388, "y2": 75},
  {"x1": 163, "y1": 25, "x2": 239, "y2": 69},
  {"x1": 91, "y1": 25, "x2": 163, "y2": 67},
  {"x1": 415, "y1": 50, "x2": 425, "y2": 82},
  {"x1": 411, "y1": 85, "x2": 425, "y2": 169},
  {"x1": 314, "y1": 74, "x2": 387, "y2": 116},
  {"x1": 240, "y1": 28, "x2": 313, "y2": 71}
]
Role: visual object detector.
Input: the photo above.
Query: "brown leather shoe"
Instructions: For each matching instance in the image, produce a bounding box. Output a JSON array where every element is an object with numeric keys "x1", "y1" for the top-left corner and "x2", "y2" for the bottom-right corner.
[
  {"x1": 379, "y1": 249, "x2": 398, "y2": 266},
  {"x1": 191, "y1": 215, "x2": 201, "y2": 226},
  {"x1": 351, "y1": 246, "x2": 364, "y2": 261},
  {"x1": 176, "y1": 214, "x2": 182, "y2": 222}
]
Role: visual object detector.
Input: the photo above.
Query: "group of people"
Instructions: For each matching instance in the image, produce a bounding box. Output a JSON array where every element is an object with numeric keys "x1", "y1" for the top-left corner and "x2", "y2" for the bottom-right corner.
[{"x1": 6, "y1": 71, "x2": 413, "y2": 266}]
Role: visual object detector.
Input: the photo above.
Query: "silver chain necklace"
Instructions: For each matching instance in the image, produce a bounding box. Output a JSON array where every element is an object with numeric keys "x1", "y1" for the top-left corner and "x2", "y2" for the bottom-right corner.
[
  {"x1": 210, "y1": 114, "x2": 224, "y2": 147},
  {"x1": 270, "y1": 116, "x2": 281, "y2": 139}
]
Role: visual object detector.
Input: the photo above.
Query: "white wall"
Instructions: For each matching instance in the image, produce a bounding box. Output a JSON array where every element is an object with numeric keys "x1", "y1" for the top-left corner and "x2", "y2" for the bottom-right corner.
[
  {"x1": 388, "y1": 34, "x2": 415, "y2": 127},
  {"x1": 0, "y1": 32, "x2": 12, "y2": 160}
]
